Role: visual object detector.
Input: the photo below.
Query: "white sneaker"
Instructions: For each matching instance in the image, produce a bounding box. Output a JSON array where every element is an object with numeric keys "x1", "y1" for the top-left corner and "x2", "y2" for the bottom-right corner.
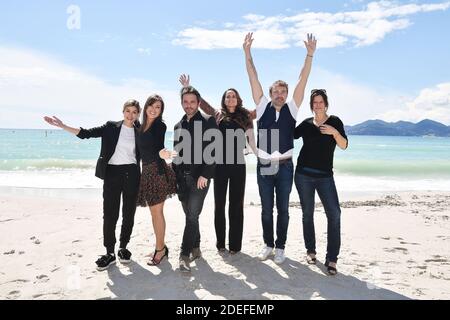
[
  {"x1": 274, "y1": 248, "x2": 286, "y2": 264},
  {"x1": 257, "y1": 246, "x2": 274, "y2": 261}
]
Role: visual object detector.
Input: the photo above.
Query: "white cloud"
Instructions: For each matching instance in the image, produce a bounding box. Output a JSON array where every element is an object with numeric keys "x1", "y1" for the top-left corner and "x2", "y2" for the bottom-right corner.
[
  {"x1": 378, "y1": 83, "x2": 450, "y2": 124},
  {"x1": 173, "y1": 1, "x2": 450, "y2": 49},
  {"x1": 0, "y1": 47, "x2": 182, "y2": 129}
]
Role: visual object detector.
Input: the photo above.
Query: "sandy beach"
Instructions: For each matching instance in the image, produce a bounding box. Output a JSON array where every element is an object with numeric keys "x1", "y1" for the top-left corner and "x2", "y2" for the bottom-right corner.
[{"x1": 1, "y1": 185, "x2": 449, "y2": 300}]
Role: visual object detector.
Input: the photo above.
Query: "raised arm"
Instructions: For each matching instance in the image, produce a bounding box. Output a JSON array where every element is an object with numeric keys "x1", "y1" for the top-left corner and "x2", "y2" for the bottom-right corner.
[
  {"x1": 243, "y1": 32, "x2": 263, "y2": 105},
  {"x1": 179, "y1": 74, "x2": 217, "y2": 116},
  {"x1": 292, "y1": 33, "x2": 317, "y2": 108},
  {"x1": 43, "y1": 116, "x2": 80, "y2": 135}
]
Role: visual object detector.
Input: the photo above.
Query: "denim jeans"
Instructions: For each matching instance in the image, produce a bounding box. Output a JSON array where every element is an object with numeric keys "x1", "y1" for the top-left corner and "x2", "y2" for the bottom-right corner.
[
  {"x1": 180, "y1": 174, "x2": 210, "y2": 257},
  {"x1": 257, "y1": 160, "x2": 294, "y2": 249},
  {"x1": 294, "y1": 172, "x2": 341, "y2": 263}
]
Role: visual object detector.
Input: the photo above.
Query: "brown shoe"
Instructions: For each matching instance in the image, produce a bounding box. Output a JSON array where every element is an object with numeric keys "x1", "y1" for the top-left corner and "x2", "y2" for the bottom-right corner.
[
  {"x1": 190, "y1": 247, "x2": 202, "y2": 262},
  {"x1": 179, "y1": 255, "x2": 191, "y2": 273}
]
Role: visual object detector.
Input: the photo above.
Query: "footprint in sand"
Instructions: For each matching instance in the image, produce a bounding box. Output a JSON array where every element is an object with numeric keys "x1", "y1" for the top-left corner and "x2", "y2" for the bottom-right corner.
[
  {"x1": 65, "y1": 253, "x2": 83, "y2": 258},
  {"x1": 381, "y1": 237, "x2": 390, "y2": 240},
  {"x1": 7, "y1": 290, "x2": 21, "y2": 299},
  {"x1": 416, "y1": 266, "x2": 427, "y2": 270},
  {"x1": 6, "y1": 279, "x2": 30, "y2": 285},
  {"x1": 384, "y1": 247, "x2": 409, "y2": 254},
  {"x1": 3, "y1": 250, "x2": 15, "y2": 255},
  {"x1": 425, "y1": 258, "x2": 448, "y2": 263},
  {"x1": 400, "y1": 241, "x2": 420, "y2": 245},
  {"x1": 30, "y1": 237, "x2": 41, "y2": 244},
  {"x1": 32, "y1": 292, "x2": 60, "y2": 299},
  {"x1": 35, "y1": 274, "x2": 49, "y2": 283}
]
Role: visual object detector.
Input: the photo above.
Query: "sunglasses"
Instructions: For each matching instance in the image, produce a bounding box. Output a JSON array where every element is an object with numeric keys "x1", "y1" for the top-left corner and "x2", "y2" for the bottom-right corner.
[{"x1": 311, "y1": 89, "x2": 327, "y2": 95}]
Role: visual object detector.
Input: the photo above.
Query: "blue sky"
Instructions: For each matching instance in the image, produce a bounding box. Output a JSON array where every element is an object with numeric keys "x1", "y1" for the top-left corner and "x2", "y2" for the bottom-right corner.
[{"x1": 1, "y1": 0, "x2": 450, "y2": 128}]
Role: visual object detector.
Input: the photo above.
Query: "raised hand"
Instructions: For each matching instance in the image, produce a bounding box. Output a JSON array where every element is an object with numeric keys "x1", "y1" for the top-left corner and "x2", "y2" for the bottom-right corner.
[
  {"x1": 44, "y1": 116, "x2": 65, "y2": 128},
  {"x1": 243, "y1": 32, "x2": 254, "y2": 55},
  {"x1": 179, "y1": 74, "x2": 190, "y2": 88},
  {"x1": 304, "y1": 33, "x2": 317, "y2": 56}
]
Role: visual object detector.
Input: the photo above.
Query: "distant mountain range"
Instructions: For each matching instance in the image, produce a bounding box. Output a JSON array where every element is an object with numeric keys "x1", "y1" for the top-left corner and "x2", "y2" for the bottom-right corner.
[{"x1": 344, "y1": 119, "x2": 450, "y2": 137}]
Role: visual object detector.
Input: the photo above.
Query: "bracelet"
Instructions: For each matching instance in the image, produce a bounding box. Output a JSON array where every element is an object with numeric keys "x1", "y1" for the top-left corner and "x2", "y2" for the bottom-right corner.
[{"x1": 307, "y1": 54, "x2": 313, "y2": 58}]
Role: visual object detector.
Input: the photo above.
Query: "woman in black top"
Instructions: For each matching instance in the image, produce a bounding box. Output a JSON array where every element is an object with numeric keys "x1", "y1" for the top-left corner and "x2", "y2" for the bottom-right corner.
[
  {"x1": 294, "y1": 89, "x2": 348, "y2": 275},
  {"x1": 179, "y1": 74, "x2": 256, "y2": 254},
  {"x1": 44, "y1": 99, "x2": 141, "y2": 271},
  {"x1": 136, "y1": 94, "x2": 177, "y2": 266}
]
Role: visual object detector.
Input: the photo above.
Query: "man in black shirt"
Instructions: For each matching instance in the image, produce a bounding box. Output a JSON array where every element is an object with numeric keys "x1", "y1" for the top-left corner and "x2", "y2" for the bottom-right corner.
[{"x1": 172, "y1": 86, "x2": 217, "y2": 273}]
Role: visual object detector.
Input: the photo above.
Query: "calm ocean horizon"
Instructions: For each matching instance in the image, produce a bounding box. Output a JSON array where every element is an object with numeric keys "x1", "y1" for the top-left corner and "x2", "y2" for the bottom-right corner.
[{"x1": 1, "y1": 128, "x2": 449, "y2": 192}]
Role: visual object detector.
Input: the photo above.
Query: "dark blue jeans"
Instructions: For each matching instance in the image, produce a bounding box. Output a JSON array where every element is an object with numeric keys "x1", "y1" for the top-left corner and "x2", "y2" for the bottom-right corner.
[
  {"x1": 180, "y1": 174, "x2": 210, "y2": 257},
  {"x1": 294, "y1": 172, "x2": 341, "y2": 263},
  {"x1": 257, "y1": 160, "x2": 294, "y2": 249}
]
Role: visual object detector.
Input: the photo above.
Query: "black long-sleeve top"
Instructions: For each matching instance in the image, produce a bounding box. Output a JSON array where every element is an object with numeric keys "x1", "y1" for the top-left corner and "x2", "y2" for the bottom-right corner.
[
  {"x1": 137, "y1": 120, "x2": 166, "y2": 164},
  {"x1": 294, "y1": 115, "x2": 347, "y2": 177}
]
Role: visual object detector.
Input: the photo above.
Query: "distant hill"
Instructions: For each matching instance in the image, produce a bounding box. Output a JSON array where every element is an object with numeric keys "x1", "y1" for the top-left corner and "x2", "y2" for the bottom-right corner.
[{"x1": 344, "y1": 119, "x2": 450, "y2": 137}]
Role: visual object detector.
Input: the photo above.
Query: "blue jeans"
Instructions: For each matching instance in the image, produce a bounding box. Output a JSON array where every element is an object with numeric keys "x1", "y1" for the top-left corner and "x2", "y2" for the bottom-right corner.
[
  {"x1": 257, "y1": 160, "x2": 294, "y2": 249},
  {"x1": 180, "y1": 174, "x2": 210, "y2": 257},
  {"x1": 294, "y1": 172, "x2": 341, "y2": 263}
]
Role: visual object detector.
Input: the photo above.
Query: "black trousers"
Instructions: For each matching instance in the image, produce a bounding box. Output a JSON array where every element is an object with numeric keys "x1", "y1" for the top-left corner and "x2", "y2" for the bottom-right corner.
[
  {"x1": 102, "y1": 164, "x2": 139, "y2": 253},
  {"x1": 214, "y1": 164, "x2": 246, "y2": 252}
]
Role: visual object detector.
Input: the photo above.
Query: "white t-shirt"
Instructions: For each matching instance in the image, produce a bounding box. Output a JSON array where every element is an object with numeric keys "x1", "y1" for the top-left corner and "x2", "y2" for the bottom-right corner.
[
  {"x1": 256, "y1": 96, "x2": 299, "y2": 121},
  {"x1": 108, "y1": 124, "x2": 137, "y2": 165},
  {"x1": 255, "y1": 96, "x2": 299, "y2": 160}
]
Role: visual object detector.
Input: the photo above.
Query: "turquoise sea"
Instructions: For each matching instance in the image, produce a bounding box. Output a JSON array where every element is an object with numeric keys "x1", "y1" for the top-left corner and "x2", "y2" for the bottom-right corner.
[{"x1": 1, "y1": 128, "x2": 449, "y2": 192}]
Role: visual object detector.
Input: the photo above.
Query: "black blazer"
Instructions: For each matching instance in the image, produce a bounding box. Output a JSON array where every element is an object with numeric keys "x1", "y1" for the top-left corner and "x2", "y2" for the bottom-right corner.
[
  {"x1": 172, "y1": 111, "x2": 217, "y2": 180},
  {"x1": 77, "y1": 120, "x2": 141, "y2": 179}
]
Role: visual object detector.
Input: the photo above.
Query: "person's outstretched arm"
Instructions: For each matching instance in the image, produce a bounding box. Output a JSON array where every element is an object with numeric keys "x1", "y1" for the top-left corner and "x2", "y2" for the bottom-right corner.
[
  {"x1": 179, "y1": 74, "x2": 217, "y2": 116},
  {"x1": 44, "y1": 116, "x2": 107, "y2": 138},
  {"x1": 292, "y1": 33, "x2": 317, "y2": 108},
  {"x1": 43, "y1": 116, "x2": 81, "y2": 135},
  {"x1": 243, "y1": 32, "x2": 263, "y2": 106}
]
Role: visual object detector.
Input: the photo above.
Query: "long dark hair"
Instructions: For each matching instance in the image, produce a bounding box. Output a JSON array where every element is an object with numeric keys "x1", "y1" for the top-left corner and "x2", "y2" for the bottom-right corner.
[
  {"x1": 141, "y1": 94, "x2": 164, "y2": 132},
  {"x1": 220, "y1": 88, "x2": 252, "y2": 129}
]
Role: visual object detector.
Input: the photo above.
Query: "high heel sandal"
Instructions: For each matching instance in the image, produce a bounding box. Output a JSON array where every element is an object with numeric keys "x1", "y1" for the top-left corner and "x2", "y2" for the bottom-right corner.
[
  {"x1": 147, "y1": 245, "x2": 169, "y2": 266},
  {"x1": 306, "y1": 253, "x2": 317, "y2": 265},
  {"x1": 325, "y1": 260, "x2": 337, "y2": 276}
]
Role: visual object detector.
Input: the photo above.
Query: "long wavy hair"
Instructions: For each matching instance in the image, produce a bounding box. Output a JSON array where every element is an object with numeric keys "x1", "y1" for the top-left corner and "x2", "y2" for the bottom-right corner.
[
  {"x1": 220, "y1": 88, "x2": 252, "y2": 129},
  {"x1": 141, "y1": 94, "x2": 164, "y2": 132}
]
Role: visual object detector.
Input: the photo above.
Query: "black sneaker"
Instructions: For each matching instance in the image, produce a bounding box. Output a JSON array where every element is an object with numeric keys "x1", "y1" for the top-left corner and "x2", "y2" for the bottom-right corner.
[
  {"x1": 118, "y1": 248, "x2": 132, "y2": 264},
  {"x1": 95, "y1": 254, "x2": 116, "y2": 271}
]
